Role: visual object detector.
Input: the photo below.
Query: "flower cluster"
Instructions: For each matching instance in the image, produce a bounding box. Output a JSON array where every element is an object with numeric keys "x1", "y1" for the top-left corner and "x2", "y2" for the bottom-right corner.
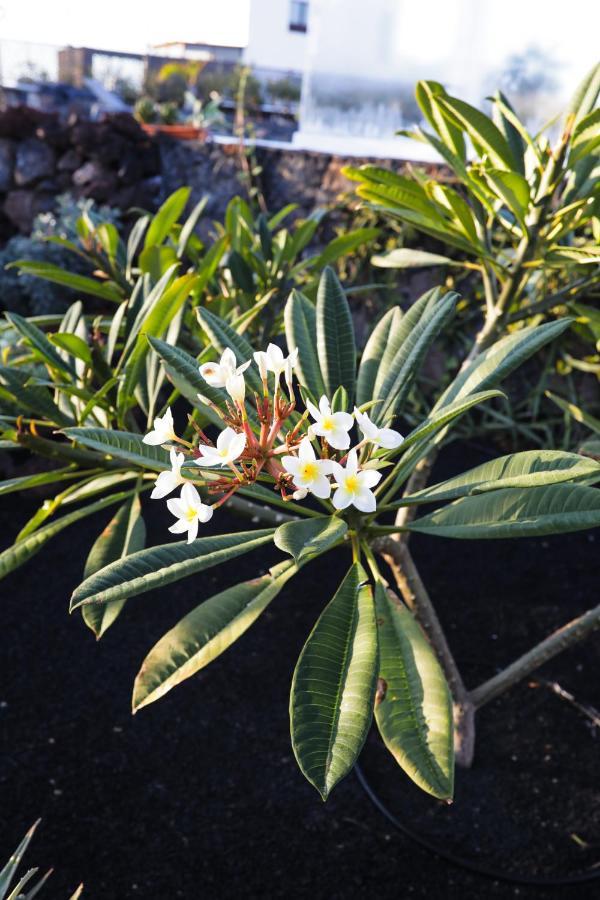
[{"x1": 143, "y1": 344, "x2": 403, "y2": 542}]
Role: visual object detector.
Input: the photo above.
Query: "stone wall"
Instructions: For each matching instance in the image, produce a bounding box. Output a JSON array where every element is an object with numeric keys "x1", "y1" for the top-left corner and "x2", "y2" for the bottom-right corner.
[
  {"x1": 0, "y1": 108, "x2": 161, "y2": 239},
  {"x1": 0, "y1": 106, "x2": 438, "y2": 241}
]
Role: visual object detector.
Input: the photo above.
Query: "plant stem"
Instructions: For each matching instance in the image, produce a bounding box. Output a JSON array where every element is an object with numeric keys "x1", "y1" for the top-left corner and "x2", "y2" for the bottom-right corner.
[{"x1": 469, "y1": 602, "x2": 600, "y2": 709}]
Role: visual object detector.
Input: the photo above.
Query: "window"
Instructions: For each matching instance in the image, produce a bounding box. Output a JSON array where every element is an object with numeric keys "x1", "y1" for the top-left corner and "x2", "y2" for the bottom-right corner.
[{"x1": 289, "y1": 0, "x2": 309, "y2": 32}]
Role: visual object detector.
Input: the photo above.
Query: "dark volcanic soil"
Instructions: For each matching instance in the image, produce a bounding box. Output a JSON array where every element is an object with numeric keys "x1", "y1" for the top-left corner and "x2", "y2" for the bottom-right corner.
[{"x1": 0, "y1": 442, "x2": 598, "y2": 899}]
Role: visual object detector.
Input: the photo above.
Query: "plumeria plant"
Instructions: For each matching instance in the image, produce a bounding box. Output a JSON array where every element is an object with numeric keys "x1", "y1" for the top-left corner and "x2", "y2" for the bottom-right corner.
[{"x1": 53, "y1": 268, "x2": 600, "y2": 802}]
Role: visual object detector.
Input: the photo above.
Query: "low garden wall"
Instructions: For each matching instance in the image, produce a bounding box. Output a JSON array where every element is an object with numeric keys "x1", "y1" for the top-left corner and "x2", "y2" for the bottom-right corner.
[{"x1": 0, "y1": 106, "x2": 435, "y2": 240}]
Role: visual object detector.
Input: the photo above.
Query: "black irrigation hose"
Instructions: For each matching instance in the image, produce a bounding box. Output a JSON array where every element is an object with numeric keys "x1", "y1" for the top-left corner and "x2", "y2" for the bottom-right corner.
[{"x1": 354, "y1": 763, "x2": 600, "y2": 888}]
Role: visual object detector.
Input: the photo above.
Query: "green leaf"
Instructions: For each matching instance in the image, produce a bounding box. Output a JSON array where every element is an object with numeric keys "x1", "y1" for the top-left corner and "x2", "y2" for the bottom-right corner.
[
  {"x1": 290, "y1": 564, "x2": 378, "y2": 799},
  {"x1": 313, "y1": 227, "x2": 379, "y2": 268},
  {"x1": 0, "y1": 488, "x2": 137, "y2": 581},
  {"x1": 82, "y1": 494, "x2": 146, "y2": 639},
  {"x1": 274, "y1": 515, "x2": 347, "y2": 566},
  {"x1": 484, "y1": 169, "x2": 530, "y2": 229},
  {"x1": 49, "y1": 332, "x2": 93, "y2": 367},
  {"x1": 436, "y1": 94, "x2": 517, "y2": 170},
  {"x1": 400, "y1": 389, "x2": 505, "y2": 452},
  {"x1": 399, "y1": 450, "x2": 600, "y2": 506},
  {"x1": 565, "y1": 62, "x2": 600, "y2": 128},
  {"x1": 70, "y1": 528, "x2": 275, "y2": 609},
  {"x1": 177, "y1": 196, "x2": 208, "y2": 258},
  {"x1": 132, "y1": 560, "x2": 296, "y2": 711},
  {"x1": 356, "y1": 307, "x2": 401, "y2": 407},
  {"x1": 120, "y1": 272, "x2": 197, "y2": 406},
  {"x1": 284, "y1": 290, "x2": 326, "y2": 398},
  {"x1": 0, "y1": 821, "x2": 40, "y2": 899},
  {"x1": 374, "y1": 583, "x2": 454, "y2": 800},
  {"x1": 316, "y1": 267, "x2": 356, "y2": 401},
  {"x1": 144, "y1": 186, "x2": 191, "y2": 249},
  {"x1": 5, "y1": 312, "x2": 76, "y2": 376},
  {"x1": 378, "y1": 290, "x2": 457, "y2": 422},
  {"x1": 436, "y1": 319, "x2": 572, "y2": 410},
  {"x1": 371, "y1": 248, "x2": 454, "y2": 268},
  {"x1": 9, "y1": 260, "x2": 123, "y2": 302},
  {"x1": 408, "y1": 483, "x2": 600, "y2": 539},
  {"x1": 546, "y1": 391, "x2": 600, "y2": 435},
  {"x1": 415, "y1": 80, "x2": 466, "y2": 161},
  {"x1": 0, "y1": 366, "x2": 73, "y2": 426},
  {"x1": 63, "y1": 427, "x2": 170, "y2": 471},
  {"x1": 0, "y1": 466, "x2": 83, "y2": 498}
]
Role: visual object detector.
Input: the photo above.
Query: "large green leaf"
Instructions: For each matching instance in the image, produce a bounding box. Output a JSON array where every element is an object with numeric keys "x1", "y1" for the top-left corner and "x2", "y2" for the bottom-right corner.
[
  {"x1": 398, "y1": 450, "x2": 600, "y2": 506},
  {"x1": 9, "y1": 260, "x2": 123, "y2": 302},
  {"x1": 274, "y1": 515, "x2": 347, "y2": 566},
  {"x1": 436, "y1": 319, "x2": 571, "y2": 409},
  {"x1": 132, "y1": 560, "x2": 296, "y2": 711},
  {"x1": 63, "y1": 427, "x2": 170, "y2": 471},
  {"x1": 70, "y1": 529, "x2": 275, "y2": 609},
  {"x1": 399, "y1": 389, "x2": 505, "y2": 452},
  {"x1": 436, "y1": 94, "x2": 517, "y2": 171},
  {"x1": 82, "y1": 494, "x2": 146, "y2": 639},
  {"x1": 378, "y1": 291, "x2": 457, "y2": 422},
  {"x1": 316, "y1": 267, "x2": 356, "y2": 401},
  {"x1": 408, "y1": 483, "x2": 600, "y2": 539},
  {"x1": 415, "y1": 80, "x2": 466, "y2": 161},
  {"x1": 144, "y1": 186, "x2": 191, "y2": 249},
  {"x1": 290, "y1": 564, "x2": 378, "y2": 800},
  {"x1": 374, "y1": 583, "x2": 454, "y2": 800},
  {"x1": 5, "y1": 312, "x2": 75, "y2": 376},
  {"x1": 369, "y1": 290, "x2": 438, "y2": 409},
  {"x1": 356, "y1": 307, "x2": 400, "y2": 407},
  {"x1": 0, "y1": 488, "x2": 137, "y2": 581},
  {"x1": 284, "y1": 290, "x2": 326, "y2": 398}
]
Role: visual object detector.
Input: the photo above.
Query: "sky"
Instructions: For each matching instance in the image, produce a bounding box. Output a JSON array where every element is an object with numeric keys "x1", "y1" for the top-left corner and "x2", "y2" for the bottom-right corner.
[{"x1": 0, "y1": 0, "x2": 251, "y2": 52}]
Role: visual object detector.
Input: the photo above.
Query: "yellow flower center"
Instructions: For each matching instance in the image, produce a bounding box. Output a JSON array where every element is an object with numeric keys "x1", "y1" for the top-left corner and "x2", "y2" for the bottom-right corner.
[
  {"x1": 344, "y1": 474, "x2": 359, "y2": 493},
  {"x1": 219, "y1": 448, "x2": 229, "y2": 457},
  {"x1": 321, "y1": 417, "x2": 334, "y2": 432},
  {"x1": 299, "y1": 461, "x2": 318, "y2": 480},
  {"x1": 185, "y1": 507, "x2": 197, "y2": 522}
]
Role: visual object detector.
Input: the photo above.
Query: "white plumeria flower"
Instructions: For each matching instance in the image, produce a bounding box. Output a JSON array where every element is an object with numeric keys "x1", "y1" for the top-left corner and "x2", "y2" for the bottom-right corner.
[
  {"x1": 199, "y1": 348, "x2": 250, "y2": 388},
  {"x1": 226, "y1": 370, "x2": 246, "y2": 403},
  {"x1": 254, "y1": 344, "x2": 298, "y2": 381},
  {"x1": 292, "y1": 488, "x2": 308, "y2": 501},
  {"x1": 354, "y1": 407, "x2": 404, "y2": 450},
  {"x1": 282, "y1": 437, "x2": 334, "y2": 499},
  {"x1": 142, "y1": 406, "x2": 177, "y2": 446},
  {"x1": 195, "y1": 427, "x2": 247, "y2": 468},
  {"x1": 151, "y1": 449, "x2": 186, "y2": 499},
  {"x1": 306, "y1": 396, "x2": 354, "y2": 451},
  {"x1": 167, "y1": 483, "x2": 213, "y2": 544},
  {"x1": 331, "y1": 449, "x2": 382, "y2": 513}
]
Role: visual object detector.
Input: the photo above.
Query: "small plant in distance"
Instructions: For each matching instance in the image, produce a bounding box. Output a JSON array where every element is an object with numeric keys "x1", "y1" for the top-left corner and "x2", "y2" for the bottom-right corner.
[{"x1": 63, "y1": 269, "x2": 600, "y2": 801}]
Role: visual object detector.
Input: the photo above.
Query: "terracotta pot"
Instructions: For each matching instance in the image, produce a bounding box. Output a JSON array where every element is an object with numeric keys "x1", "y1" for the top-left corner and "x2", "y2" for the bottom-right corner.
[{"x1": 140, "y1": 124, "x2": 208, "y2": 141}]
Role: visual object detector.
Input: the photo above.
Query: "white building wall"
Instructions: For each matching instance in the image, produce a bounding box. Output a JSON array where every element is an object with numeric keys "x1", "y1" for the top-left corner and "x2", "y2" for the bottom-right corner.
[{"x1": 244, "y1": 0, "x2": 308, "y2": 74}]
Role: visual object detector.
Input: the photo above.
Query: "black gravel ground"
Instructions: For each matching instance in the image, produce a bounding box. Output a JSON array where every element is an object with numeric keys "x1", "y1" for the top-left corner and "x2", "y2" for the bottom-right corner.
[{"x1": 1, "y1": 443, "x2": 598, "y2": 899}]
